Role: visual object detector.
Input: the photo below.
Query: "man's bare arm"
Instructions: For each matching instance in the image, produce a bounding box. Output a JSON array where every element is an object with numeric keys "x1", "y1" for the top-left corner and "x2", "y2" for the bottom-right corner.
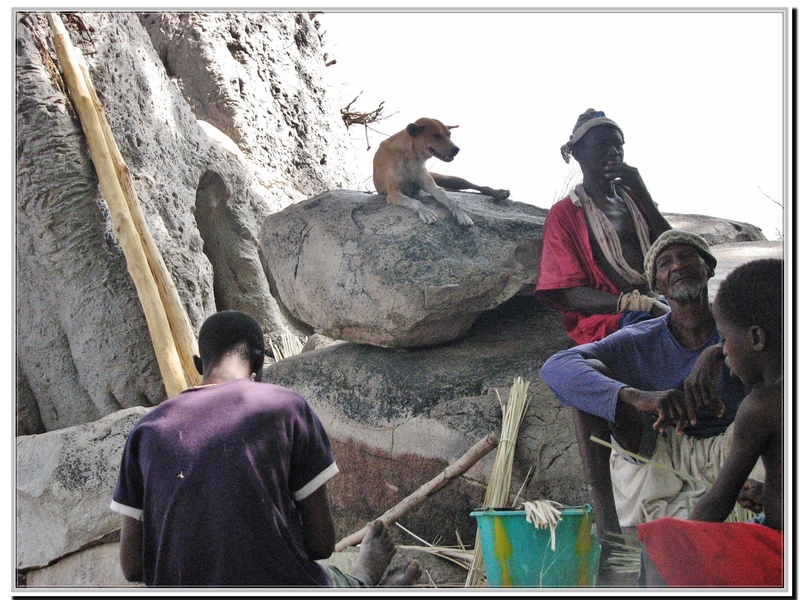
[
  {"x1": 560, "y1": 287, "x2": 669, "y2": 317},
  {"x1": 297, "y1": 484, "x2": 336, "y2": 561},
  {"x1": 119, "y1": 516, "x2": 144, "y2": 582}
]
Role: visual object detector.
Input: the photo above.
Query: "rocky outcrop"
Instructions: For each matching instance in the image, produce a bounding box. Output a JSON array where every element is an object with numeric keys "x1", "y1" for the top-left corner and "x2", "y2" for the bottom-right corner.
[
  {"x1": 16, "y1": 407, "x2": 149, "y2": 571},
  {"x1": 663, "y1": 213, "x2": 766, "y2": 244},
  {"x1": 15, "y1": 12, "x2": 355, "y2": 434},
  {"x1": 140, "y1": 12, "x2": 359, "y2": 204},
  {"x1": 260, "y1": 190, "x2": 547, "y2": 347},
  {"x1": 25, "y1": 543, "x2": 141, "y2": 588},
  {"x1": 262, "y1": 296, "x2": 582, "y2": 543}
]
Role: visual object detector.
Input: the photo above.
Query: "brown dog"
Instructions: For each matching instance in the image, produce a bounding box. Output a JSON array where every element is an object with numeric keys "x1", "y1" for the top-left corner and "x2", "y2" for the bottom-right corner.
[{"x1": 372, "y1": 117, "x2": 510, "y2": 226}]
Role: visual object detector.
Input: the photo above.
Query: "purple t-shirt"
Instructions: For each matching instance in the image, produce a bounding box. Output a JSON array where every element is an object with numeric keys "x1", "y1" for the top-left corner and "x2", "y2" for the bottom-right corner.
[{"x1": 110, "y1": 379, "x2": 339, "y2": 587}]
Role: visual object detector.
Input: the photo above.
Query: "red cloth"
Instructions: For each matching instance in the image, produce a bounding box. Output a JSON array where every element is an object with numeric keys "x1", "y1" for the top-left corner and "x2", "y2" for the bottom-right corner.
[
  {"x1": 535, "y1": 197, "x2": 622, "y2": 344},
  {"x1": 637, "y1": 517, "x2": 784, "y2": 587}
]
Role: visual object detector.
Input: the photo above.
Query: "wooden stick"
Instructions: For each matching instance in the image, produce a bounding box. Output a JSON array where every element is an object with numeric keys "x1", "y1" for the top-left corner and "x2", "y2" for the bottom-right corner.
[
  {"x1": 47, "y1": 13, "x2": 187, "y2": 397},
  {"x1": 334, "y1": 432, "x2": 499, "y2": 552},
  {"x1": 79, "y1": 62, "x2": 201, "y2": 387}
]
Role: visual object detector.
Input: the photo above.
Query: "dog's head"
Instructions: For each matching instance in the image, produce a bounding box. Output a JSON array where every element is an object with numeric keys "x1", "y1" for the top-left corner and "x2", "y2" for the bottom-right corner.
[{"x1": 406, "y1": 118, "x2": 460, "y2": 162}]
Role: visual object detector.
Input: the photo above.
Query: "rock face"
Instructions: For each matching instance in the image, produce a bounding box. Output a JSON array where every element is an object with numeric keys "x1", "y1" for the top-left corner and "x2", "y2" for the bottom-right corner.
[
  {"x1": 25, "y1": 543, "x2": 141, "y2": 588},
  {"x1": 260, "y1": 190, "x2": 548, "y2": 347},
  {"x1": 16, "y1": 407, "x2": 149, "y2": 571},
  {"x1": 261, "y1": 296, "x2": 580, "y2": 545},
  {"x1": 15, "y1": 12, "x2": 356, "y2": 435},
  {"x1": 140, "y1": 12, "x2": 358, "y2": 206},
  {"x1": 663, "y1": 213, "x2": 767, "y2": 245}
]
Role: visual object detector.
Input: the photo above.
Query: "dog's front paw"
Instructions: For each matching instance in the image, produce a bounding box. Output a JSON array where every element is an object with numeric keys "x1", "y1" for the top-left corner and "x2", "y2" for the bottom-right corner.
[
  {"x1": 455, "y1": 212, "x2": 474, "y2": 227},
  {"x1": 416, "y1": 207, "x2": 438, "y2": 224}
]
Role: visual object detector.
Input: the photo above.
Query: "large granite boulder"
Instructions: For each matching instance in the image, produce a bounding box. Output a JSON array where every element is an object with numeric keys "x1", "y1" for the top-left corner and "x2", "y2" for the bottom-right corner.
[
  {"x1": 16, "y1": 407, "x2": 149, "y2": 571},
  {"x1": 262, "y1": 295, "x2": 580, "y2": 543},
  {"x1": 663, "y1": 212, "x2": 766, "y2": 244},
  {"x1": 260, "y1": 190, "x2": 548, "y2": 348},
  {"x1": 25, "y1": 543, "x2": 141, "y2": 588}
]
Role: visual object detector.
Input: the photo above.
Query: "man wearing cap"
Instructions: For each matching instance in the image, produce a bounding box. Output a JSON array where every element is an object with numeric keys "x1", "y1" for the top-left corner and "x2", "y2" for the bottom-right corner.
[
  {"x1": 535, "y1": 109, "x2": 673, "y2": 344},
  {"x1": 539, "y1": 230, "x2": 750, "y2": 578}
]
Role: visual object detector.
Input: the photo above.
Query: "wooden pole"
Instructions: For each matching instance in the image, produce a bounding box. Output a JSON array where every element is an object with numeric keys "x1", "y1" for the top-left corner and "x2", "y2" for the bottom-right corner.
[
  {"x1": 79, "y1": 62, "x2": 201, "y2": 387},
  {"x1": 334, "y1": 432, "x2": 499, "y2": 552},
  {"x1": 47, "y1": 13, "x2": 187, "y2": 397}
]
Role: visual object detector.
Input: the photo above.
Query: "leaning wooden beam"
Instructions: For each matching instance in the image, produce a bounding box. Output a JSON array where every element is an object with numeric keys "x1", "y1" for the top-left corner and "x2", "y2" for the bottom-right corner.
[
  {"x1": 334, "y1": 432, "x2": 499, "y2": 552},
  {"x1": 79, "y1": 62, "x2": 201, "y2": 387},
  {"x1": 47, "y1": 13, "x2": 187, "y2": 397}
]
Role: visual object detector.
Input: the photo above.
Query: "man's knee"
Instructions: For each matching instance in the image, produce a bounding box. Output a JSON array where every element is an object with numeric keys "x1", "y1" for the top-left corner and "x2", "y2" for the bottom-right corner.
[{"x1": 586, "y1": 358, "x2": 612, "y2": 377}]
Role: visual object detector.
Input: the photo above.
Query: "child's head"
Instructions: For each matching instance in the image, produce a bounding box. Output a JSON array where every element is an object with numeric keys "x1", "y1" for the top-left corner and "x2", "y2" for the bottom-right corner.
[
  {"x1": 197, "y1": 310, "x2": 266, "y2": 375},
  {"x1": 712, "y1": 258, "x2": 783, "y2": 384}
]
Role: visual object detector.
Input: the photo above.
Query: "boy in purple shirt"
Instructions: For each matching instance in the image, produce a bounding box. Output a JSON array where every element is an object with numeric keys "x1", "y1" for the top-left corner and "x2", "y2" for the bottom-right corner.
[{"x1": 111, "y1": 310, "x2": 420, "y2": 587}]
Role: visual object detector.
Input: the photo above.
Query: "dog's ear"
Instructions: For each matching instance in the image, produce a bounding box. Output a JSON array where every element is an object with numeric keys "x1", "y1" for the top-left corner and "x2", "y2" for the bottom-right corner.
[
  {"x1": 406, "y1": 122, "x2": 424, "y2": 137},
  {"x1": 447, "y1": 125, "x2": 459, "y2": 130}
]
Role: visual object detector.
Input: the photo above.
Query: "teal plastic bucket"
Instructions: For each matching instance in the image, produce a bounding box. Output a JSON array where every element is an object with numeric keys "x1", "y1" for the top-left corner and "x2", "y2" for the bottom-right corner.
[{"x1": 470, "y1": 504, "x2": 601, "y2": 587}]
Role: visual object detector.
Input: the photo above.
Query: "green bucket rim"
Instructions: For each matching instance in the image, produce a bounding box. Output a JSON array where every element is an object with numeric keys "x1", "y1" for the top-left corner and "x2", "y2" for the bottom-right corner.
[{"x1": 470, "y1": 503, "x2": 594, "y2": 518}]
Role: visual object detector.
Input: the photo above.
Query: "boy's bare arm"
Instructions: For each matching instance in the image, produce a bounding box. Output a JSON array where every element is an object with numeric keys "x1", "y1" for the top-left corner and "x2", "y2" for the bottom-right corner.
[
  {"x1": 119, "y1": 515, "x2": 144, "y2": 582},
  {"x1": 297, "y1": 484, "x2": 336, "y2": 560},
  {"x1": 690, "y1": 396, "x2": 771, "y2": 522}
]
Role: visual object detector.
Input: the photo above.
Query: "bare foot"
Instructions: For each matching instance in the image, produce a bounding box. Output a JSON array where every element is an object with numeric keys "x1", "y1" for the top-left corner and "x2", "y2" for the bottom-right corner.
[
  {"x1": 349, "y1": 520, "x2": 396, "y2": 586},
  {"x1": 381, "y1": 560, "x2": 421, "y2": 587}
]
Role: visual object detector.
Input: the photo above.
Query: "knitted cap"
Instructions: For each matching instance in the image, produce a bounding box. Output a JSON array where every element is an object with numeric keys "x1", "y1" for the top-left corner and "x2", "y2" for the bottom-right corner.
[
  {"x1": 560, "y1": 108, "x2": 625, "y2": 163},
  {"x1": 644, "y1": 230, "x2": 717, "y2": 290}
]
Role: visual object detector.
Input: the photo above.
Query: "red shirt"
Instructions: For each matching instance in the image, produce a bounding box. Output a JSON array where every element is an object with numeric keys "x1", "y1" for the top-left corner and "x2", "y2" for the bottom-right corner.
[{"x1": 535, "y1": 196, "x2": 623, "y2": 344}]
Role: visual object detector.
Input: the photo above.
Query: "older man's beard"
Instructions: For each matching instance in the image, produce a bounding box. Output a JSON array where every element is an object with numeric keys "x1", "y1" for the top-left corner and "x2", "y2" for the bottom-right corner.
[{"x1": 671, "y1": 280, "x2": 704, "y2": 302}]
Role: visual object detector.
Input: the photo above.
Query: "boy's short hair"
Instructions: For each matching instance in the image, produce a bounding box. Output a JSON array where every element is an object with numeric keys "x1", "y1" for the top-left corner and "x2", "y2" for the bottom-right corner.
[
  {"x1": 715, "y1": 258, "x2": 783, "y2": 342},
  {"x1": 198, "y1": 310, "x2": 265, "y2": 373}
]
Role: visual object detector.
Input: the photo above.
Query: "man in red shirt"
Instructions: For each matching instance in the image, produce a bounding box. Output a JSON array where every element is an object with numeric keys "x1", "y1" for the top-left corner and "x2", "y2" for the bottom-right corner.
[{"x1": 535, "y1": 108, "x2": 672, "y2": 344}]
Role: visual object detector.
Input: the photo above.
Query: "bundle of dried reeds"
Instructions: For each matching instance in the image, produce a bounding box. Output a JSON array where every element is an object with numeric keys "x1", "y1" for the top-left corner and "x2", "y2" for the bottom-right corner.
[
  {"x1": 465, "y1": 377, "x2": 531, "y2": 587},
  {"x1": 269, "y1": 331, "x2": 307, "y2": 362}
]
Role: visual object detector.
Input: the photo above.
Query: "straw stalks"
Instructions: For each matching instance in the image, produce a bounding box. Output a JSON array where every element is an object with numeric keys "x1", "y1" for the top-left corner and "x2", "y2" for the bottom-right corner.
[
  {"x1": 269, "y1": 331, "x2": 307, "y2": 362},
  {"x1": 465, "y1": 377, "x2": 531, "y2": 587},
  {"x1": 522, "y1": 500, "x2": 563, "y2": 552}
]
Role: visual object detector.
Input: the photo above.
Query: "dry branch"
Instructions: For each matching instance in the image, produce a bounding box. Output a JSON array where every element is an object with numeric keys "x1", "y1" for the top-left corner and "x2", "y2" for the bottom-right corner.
[
  {"x1": 80, "y1": 62, "x2": 201, "y2": 388},
  {"x1": 334, "y1": 432, "x2": 499, "y2": 552},
  {"x1": 47, "y1": 13, "x2": 189, "y2": 397}
]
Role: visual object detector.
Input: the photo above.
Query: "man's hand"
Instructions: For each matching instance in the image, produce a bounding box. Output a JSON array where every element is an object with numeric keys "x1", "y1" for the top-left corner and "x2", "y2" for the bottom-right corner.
[
  {"x1": 649, "y1": 299, "x2": 670, "y2": 317},
  {"x1": 737, "y1": 479, "x2": 764, "y2": 514},
  {"x1": 618, "y1": 387, "x2": 692, "y2": 434},
  {"x1": 605, "y1": 161, "x2": 651, "y2": 201},
  {"x1": 605, "y1": 160, "x2": 672, "y2": 237},
  {"x1": 683, "y1": 344, "x2": 726, "y2": 420}
]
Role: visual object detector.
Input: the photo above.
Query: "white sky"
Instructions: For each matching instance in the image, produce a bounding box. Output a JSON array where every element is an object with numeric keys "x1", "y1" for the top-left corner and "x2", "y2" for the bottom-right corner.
[{"x1": 319, "y1": 9, "x2": 789, "y2": 241}]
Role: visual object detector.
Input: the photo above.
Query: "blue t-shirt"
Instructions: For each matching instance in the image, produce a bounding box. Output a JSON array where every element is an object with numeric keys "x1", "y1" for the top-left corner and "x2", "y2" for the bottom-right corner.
[
  {"x1": 111, "y1": 379, "x2": 339, "y2": 586},
  {"x1": 539, "y1": 315, "x2": 747, "y2": 438}
]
